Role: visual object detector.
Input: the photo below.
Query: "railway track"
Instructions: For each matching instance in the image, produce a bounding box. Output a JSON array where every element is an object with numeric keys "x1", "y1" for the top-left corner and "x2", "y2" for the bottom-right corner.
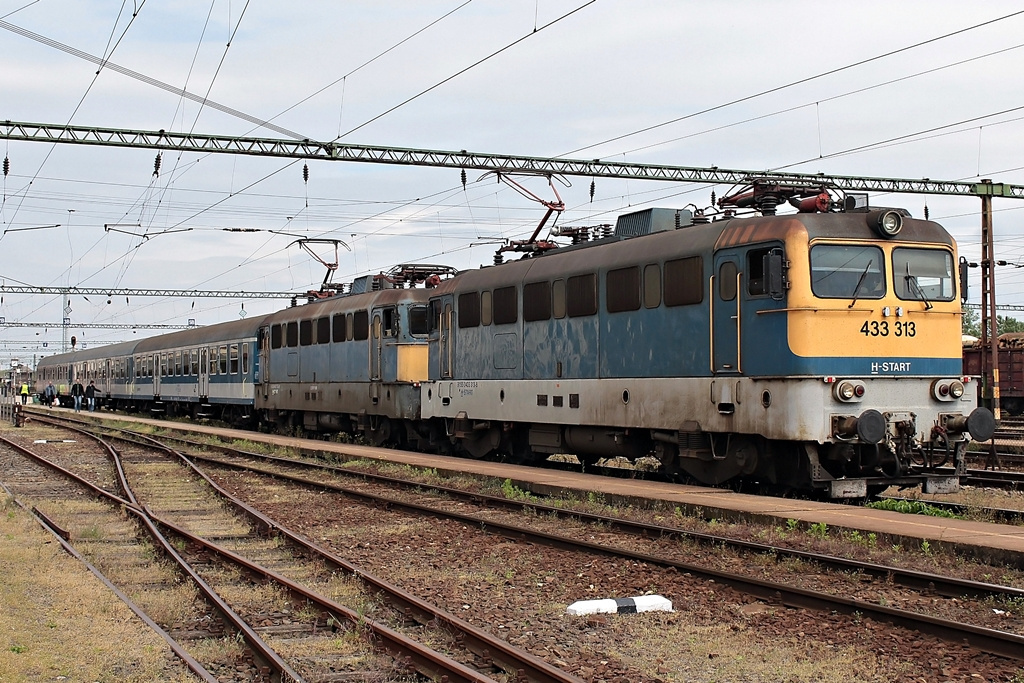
[
  {"x1": 3, "y1": 420, "x2": 581, "y2": 683},
  {"x1": 41, "y1": 415, "x2": 1024, "y2": 664}
]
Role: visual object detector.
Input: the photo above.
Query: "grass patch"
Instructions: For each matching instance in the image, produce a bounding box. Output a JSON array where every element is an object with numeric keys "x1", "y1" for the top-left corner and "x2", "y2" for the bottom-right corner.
[{"x1": 866, "y1": 498, "x2": 963, "y2": 519}]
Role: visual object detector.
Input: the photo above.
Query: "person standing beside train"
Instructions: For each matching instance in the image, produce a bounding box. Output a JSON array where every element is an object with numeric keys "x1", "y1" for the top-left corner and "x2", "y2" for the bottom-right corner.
[
  {"x1": 44, "y1": 382, "x2": 57, "y2": 408},
  {"x1": 20, "y1": 382, "x2": 29, "y2": 405},
  {"x1": 70, "y1": 379, "x2": 84, "y2": 412},
  {"x1": 85, "y1": 380, "x2": 96, "y2": 412}
]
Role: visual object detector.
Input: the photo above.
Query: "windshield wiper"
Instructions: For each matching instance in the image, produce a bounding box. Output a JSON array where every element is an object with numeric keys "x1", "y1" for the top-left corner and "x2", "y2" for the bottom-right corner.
[
  {"x1": 904, "y1": 263, "x2": 933, "y2": 310},
  {"x1": 848, "y1": 259, "x2": 873, "y2": 309}
]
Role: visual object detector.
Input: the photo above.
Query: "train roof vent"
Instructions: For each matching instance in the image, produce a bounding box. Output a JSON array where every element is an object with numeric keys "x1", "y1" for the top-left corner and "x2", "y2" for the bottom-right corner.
[
  {"x1": 614, "y1": 208, "x2": 693, "y2": 238},
  {"x1": 350, "y1": 276, "x2": 370, "y2": 294}
]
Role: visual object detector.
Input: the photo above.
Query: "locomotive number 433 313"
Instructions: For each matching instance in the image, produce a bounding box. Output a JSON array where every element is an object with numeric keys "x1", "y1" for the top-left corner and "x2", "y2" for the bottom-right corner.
[{"x1": 860, "y1": 320, "x2": 916, "y2": 337}]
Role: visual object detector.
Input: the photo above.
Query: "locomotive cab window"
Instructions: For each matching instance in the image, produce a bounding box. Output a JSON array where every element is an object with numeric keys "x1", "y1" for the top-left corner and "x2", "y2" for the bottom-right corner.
[
  {"x1": 893, "y1": 248, "x2": 955, "y2": 302},
  {"x1": 271, "y1": 324, "x2": 283, "y2": 349},
  {"x1": 316, "y1": 317, "x2": 330, "y2": 344},
  {"x1": 409, "y1": 305, "x2": 430, "y2": 337},
  {"x1": 381, "y1": 307, "x2": 398, "y2": 336},
  {"x1": 286, "y1": 322, "x2": 298, "y2": 347},
  {"x1": 333, "y1": 314, "x2": 346, "y2": 343},
  {"x1": 810, "y1": 244, "x2": 885, "y2": 299},
  {"x1": 299, "y1": 320, "x2": 313, "y2": 346},
  {"x1": 746, "y1": 247, "x2": 781, "y2": 297}
]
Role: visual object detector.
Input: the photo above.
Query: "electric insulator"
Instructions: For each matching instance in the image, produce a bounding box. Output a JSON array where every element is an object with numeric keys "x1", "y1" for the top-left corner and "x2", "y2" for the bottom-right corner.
[
  {"x1": 924, "y1": 204, "x2": 930, "y2": 220},
  {"x1": 711, "y1": 190, "x2": 716, "y2": 206},
  {"x1": 3, "y1": 156, "x2": 9, "y2": 177},
  {"x1": 589, "y1": 179, "x2": 595, "y2": 202},
  {"x1": 461, "y1": 168, "x2": 467, "y2": 188},
  {"x1": 303, "y1": 163, "x2": 309, "y2": 183},
  {"x1": 494, "y1": 252, "x2": 504, "y2": 266},
  {"x1": 153, "y1": 153, "x2": 161, "y2": 177}
]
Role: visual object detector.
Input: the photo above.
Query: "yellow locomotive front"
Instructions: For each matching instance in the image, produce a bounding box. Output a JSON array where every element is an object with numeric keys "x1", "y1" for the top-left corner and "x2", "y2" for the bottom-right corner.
[{"x1": 780, "y1": 207, "x2": 994, "y2": 496}]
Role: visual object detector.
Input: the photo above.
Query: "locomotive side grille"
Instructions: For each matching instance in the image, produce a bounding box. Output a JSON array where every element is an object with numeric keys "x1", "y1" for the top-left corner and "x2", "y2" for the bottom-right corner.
[{"x1": 678, "y1": 430, "x2": 710, "y2": 450}]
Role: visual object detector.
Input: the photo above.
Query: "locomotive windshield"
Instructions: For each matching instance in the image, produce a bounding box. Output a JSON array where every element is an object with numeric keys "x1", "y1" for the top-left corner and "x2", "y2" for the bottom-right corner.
[
  {"x1": 892, "y1": 248, "x2": 955, "y2": 302},
  {"x1": 809, "y1": 245, "x2": 885, "y2": 299}
]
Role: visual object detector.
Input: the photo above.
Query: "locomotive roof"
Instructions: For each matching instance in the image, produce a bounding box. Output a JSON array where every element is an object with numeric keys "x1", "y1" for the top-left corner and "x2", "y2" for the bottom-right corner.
[
  {"x1": 264, "y1": 287, "x2": 434, "y2": 324},
  {"x1": 429, "y1": 209, "x2": 954, "y2": 295}
]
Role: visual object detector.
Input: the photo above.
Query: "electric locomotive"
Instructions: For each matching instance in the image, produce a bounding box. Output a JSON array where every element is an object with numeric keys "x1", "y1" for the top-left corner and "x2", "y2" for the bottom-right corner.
[{"x1": 419, "y1": 182, "x2": 994, "y2": 497}]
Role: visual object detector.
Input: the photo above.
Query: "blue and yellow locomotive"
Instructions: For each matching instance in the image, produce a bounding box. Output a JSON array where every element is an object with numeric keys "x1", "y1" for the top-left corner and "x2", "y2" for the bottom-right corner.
[{"x1": 418, "y1": 184, "x2": 994, "y2": 496}]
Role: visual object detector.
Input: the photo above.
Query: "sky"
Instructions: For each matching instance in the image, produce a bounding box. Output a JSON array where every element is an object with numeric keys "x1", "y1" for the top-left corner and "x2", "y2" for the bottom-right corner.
[{"x1": 2, "y1": 0, "x2": 1024, "y2": 365}]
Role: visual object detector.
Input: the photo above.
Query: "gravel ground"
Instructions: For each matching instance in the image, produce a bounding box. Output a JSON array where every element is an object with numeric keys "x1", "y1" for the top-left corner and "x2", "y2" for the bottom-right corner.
[{"x1": 208, "y1": 464, "x2": 1024, "y2": 682}]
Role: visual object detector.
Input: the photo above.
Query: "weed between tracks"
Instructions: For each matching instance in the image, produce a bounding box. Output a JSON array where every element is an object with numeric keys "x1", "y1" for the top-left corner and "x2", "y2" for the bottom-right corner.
[{"x1": 0, "y1": 489, "x2": 194, "y2": 682}]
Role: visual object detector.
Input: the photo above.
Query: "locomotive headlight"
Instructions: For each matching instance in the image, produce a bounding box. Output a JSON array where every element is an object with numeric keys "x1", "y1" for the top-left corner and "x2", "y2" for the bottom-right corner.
[
  {"x1": 869, "y1": 209, "x2": 903, "y2": 238},
  {"x1": 931, "y1": 379, "x2": 961, "y2": 401},
  {"x1": 834, "y1": 380, "x2": 865, "y2": 402}
]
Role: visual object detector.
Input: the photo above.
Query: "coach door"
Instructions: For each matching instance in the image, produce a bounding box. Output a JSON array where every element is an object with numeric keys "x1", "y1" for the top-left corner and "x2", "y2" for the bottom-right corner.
[
  {"x1": 199, "y1": 348, "x2": 209, "y2": 398},
  {"x1": 258, "y1": 326, "x2": 270, "y2": 400},
  {"x1": 439, "y1": 295, "x2": 454, "y2": 379},
  {"x1": 370, "y1": 312, "x2": 383, "y2": 381},
  {"x1": 711, "y1": 251, "x2": 742, "y2": 374}
]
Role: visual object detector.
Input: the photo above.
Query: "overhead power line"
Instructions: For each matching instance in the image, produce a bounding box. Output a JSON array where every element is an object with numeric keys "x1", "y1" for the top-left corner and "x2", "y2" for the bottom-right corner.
[
  {"x1": 0, "y1": 321, "x2": 196, "y2": 330},
  {"x1": 4, "y1": 120, "x2": 1024, "y2": 199}
]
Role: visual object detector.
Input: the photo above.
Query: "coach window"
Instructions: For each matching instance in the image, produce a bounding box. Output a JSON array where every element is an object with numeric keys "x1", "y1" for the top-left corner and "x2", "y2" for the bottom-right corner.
[
  {"x1": 230, "y1": 344, "x2": 239, "y2": 374},
  {"x1": 552, "y1": 279, "x2": 566, "y2": 319},
  {"x1": 523, "y1": 281, "x2": 551, "y2": 321},
  {"x1": 567, "y1": 273, "x2": 598, "y2": 317},
  {"x1": 353, "y1": 310, "x2": 369, "y2": 341},
  {"x1": 481, "y1": 291, "x2": 493, "y2": 326},
  {"x1": 219, "y1": 345, "x2": 229, "y2": 374},
  {"x1": 242, "y1": 343, "x2": 250, "y2": 374},
  {"x1": 161, "y1": 353, "x2": 168, "y2": 377},
  {"x1": 458, "y1": 292, "x2": 480, "y2": 328},
  {"x1": 643, "y1": 264, "x2": 661, "y2": 308},
  {"x1": 175, "y1": 351, "x2": 183, "y2": 376},
  {"x1": 135, "y1": 357, "x2": 141, "y2": 378},
  {"x1": 209, "y1": 347, "x2": 218, "y2": 375},
  {"x1": 410, "y1": 305, "x2": 430, "y2": 337},
  {"x1": 664, "y1": 256, "x2": 704, "y2": 306},
  {"x1": 300, "y1": 319, "x2": 313, "y2": 346},
  {"x1": 333, "y1": 314, "x2": 346, "y2": 343},
  {"x1": 191, "y1": 349, "x2": 199, "y2": 375},
  {"x1": 493, "y1": 286, "x2": 518, "y2": 325},
  {"x1": 317, "y1": 316, "x2": 330, "y2": 344},
  {"x1": 286, "y1": 321, "x2": 298, "y2": 347},
  {"x1": 809, "y1": 245, "x2": 884, "y2": 299},
  {"x1": 606, "y1": 267, "x2": 641, "y2": 313},
  {"x1": 892, "y1": 248, "x2": 955, "y2": 302},
  {"x1": 271, "y1": 324, "x2": 283, "y2": 349}
]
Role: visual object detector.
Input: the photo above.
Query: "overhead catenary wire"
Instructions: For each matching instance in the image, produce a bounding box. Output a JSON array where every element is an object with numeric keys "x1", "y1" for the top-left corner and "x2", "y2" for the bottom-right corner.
[{"x1": 560, "y1": 8, "x2": 1024, "y2": 158}]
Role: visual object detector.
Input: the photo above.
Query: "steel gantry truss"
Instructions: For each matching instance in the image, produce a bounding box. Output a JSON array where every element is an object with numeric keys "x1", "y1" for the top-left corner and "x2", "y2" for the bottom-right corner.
[
  {"x1": 0, "y1": 284, "x2": 301, "y2": 299},
  {"x1": 4, "y1": 120, "x2": 1024, "y2": 198}
]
